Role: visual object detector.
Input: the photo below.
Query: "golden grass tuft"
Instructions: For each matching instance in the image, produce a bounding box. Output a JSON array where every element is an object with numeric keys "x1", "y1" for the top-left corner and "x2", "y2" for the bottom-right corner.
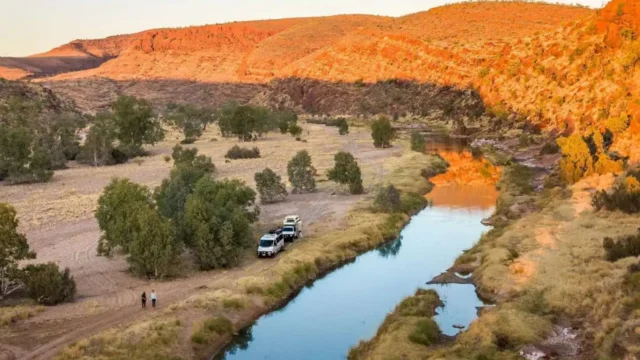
[
  {"x1": 0, "y1": 304, "x2": 44, "y2": 326},
  {"x1": 348, "y1": 289, "x2": 442, "y2": 360},
  {"x1": 56, "y1": 318, "x2": 183, "y2": 360}
]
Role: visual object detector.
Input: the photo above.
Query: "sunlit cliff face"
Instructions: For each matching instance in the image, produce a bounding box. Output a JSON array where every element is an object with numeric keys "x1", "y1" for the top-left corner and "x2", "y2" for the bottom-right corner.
[{"x1": 427, "y1": 150, "x2": 500, "y2": 210}]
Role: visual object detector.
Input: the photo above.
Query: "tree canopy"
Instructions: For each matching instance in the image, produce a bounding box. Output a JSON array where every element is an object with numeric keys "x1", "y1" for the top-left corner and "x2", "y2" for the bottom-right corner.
[
  {"x1": 95, "y1": 178, "x2": 155, "y2": 256},
  {"x1": 287, "y1": 150, "x2": 316, "y2": 193},
  {"x1": 110, "y1": 95, "x2": 164, "y2": 156},
  {"x1": 0, "y1": 97, "x2": 86, "y2": 184},
  {"x1": 164, "y1": 103, "x2": 215, "y2": 143},
  {"x1": 185, "y1": 178, "x2": 258, "y2": 270},
  {"x1": 327, "y1": 151, "x2": 364, "y2": 194},
  {"x1": 255, "y1": 167, "x2": 288, "y2": 204},
  {"x1": 0, "y1": 202, "x2": 35, "y2": 300}
]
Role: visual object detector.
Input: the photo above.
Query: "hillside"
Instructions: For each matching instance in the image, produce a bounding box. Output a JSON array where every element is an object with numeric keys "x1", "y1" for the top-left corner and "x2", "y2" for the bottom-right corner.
[
  {"x1": 15, "y1": 2, "x2": 640, "y2": 159},
  {"x1": 0, "y1": 34, "x2": 136, "y2": 79},
  {"x1": 0, "y1": 77, "x2": 77, "y2": 114},
  {"x1": 21, "y1": 2, "x2": 596, "y2": 123}
]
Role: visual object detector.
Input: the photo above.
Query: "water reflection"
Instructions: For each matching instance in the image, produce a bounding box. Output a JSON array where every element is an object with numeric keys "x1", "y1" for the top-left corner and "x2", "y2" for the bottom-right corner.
[
  {"x1": 212, "y1": 141, "x2": 499, "y2": 360},
  {"x1": 217, "y1": 327, "x2": 254, "y2": 358},
  {"x1": 423, "y1": 134, "x2": 469, "y2": 153},
  {"x1": 213, "y1": 206, "x2": 495, "y2": 359},
  {"x1": 377, "y1": 236, "x2": 403, "y2": 258}
]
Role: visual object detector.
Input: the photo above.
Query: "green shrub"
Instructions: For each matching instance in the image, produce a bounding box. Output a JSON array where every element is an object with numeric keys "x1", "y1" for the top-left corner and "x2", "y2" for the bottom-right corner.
[
  {"x1": 225, "y1": 145, "x2": 260, "y2": 159},
  {"x1": 374, "y1": 185, "x2": 401, "y2": 212},
  {"x1": 603, "y1": 229, "x2": 640, "y2": 262},
  {"x1": 410, "y1": 131, "x2": 425, "y2": 153},
  {"x1": 400, "y1": 193, "x2": 429, "y2": 215},
  {"x1": 592, "y1": 173, "x2": 640, "y2": 213},
  {"x1": 288, "y1": 123, "x2": 303, "y2": 137},
  {"x1": 337, "y1": 118, "x2": 349, "y2": 135},
  {"x1": 507, "y1": 164, "x2": 535, "y2": 195},
  {"x1": 408, "y1": 319, "x2": 440, "y2": 346},
  {"x1": 191, "y1": 316, "x2": 233, "y2": 345},
  {"x1": 539, "y1": 142, "x2": 560, "y2": 155},
  {"x1": 397, "y1": 289, "x2": 442, "y2": 317},
  {"x1": 371, "y1": 117, "x2": 395, "y2": 148},
  {"x1": 222, "y1": 298, "x2": 246, "y2": 310},
  {"x1": 471, "y1": 146, "x2": 483, "y2": 159},
  {"x1": 421, "y1": 156, "x2": 450, "y2": 179},
  {"x1": 23, "y1": 263, "x2": 76, "y2": 305},
  {"x1": 265, "y1": 263, "x2": 318, "y2": 299}
]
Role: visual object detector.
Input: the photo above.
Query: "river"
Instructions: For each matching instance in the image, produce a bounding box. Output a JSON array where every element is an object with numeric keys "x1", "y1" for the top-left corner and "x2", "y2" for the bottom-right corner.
[{"x1": 214, "y1": 160, "x2": 497, "y2": 360}]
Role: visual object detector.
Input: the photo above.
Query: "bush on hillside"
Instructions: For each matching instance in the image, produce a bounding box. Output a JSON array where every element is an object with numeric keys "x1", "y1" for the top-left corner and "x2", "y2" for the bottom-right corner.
[
  {"x1": 558, "y1": 133, "x2": 624, "y2": 184},
  {"x1": 225, "y1": 145, "x2": 260, "y2": 159},
  {"x1": 605, "y1": 113, "x2": 630, "y2": 135},
  {"x1": 592, "y1": 171, "x2": 640, "y2": 213},
  {"x1": 23, "y1": 263, "x2": 76, "y2": 305},
  {"x1": 539, "y1": 142, "x2": 560, "y2": 155},
  {"x1": 603, "y1": 229, "x2": 640, "y2": 262},
  {"x1": 410, "y1": 131, "x2": 426, "y2": 153}
]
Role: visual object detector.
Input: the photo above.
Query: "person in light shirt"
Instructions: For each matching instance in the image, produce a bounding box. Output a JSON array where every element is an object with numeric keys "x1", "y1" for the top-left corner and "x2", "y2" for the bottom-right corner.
[{"x1": 151, "y1": 290, "x2": 157, "y2": 308}]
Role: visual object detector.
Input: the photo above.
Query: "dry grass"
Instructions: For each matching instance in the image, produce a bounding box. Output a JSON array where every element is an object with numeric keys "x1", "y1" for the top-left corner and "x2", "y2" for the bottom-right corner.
[
  {"x1": 51, "y1": 140, "x2": 443, "y2": 360},
  {"x1": 458, "y1": 174, "x2": 640, "y2": 358},
  {"x1": 348, "y1": 289, "x2": 442, "y2": 360},
  {"x1": 56, "y1": 318, "x2": 183, "y2": 360},
  {"x1": 0, "y1": 304, "x2": 44, "y2": 327}
]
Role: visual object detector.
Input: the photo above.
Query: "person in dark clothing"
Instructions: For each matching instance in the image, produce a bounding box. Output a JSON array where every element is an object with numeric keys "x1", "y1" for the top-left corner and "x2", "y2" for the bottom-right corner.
[{"x1": 141, "y1": 292, "x2": 147, "y2": 309}]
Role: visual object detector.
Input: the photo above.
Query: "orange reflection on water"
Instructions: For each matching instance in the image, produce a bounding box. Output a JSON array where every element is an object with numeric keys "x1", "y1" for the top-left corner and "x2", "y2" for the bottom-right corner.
[
  {"x1": 427, "y1": 183, "x2": 498, "y2": 210},
  {"x1": 426, "y1": 150, "x2": 500, "y2": 210}
]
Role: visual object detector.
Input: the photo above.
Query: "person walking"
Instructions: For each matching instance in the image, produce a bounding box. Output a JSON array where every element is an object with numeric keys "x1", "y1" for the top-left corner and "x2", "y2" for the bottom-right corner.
[
  {"x1": 151, "y1": 290, "x2": 157, "y2": 308},
  {"x1": 141, "y1": 291, "x2": 147, "y2": 309}
]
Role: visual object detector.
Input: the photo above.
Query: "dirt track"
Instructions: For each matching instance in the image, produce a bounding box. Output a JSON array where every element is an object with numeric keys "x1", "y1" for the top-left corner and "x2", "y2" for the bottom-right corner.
[{"x1": 0, "y1": 124, "x2": 402, "y2": 360}]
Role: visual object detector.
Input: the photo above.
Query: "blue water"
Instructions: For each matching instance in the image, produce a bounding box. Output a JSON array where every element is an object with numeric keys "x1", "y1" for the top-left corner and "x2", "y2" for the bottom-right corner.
[{"x1": 215, "y1": 194, "x2": 494, "y2": 360}]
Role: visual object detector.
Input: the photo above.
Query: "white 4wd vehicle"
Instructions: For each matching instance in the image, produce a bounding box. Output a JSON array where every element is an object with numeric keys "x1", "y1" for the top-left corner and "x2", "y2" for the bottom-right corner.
[
  {"x1": 257, "y1": 229, "x2": 285, "y2": 258},
  {"x1": 282, "y1": 215, "x2": 302, "y2": 241}
]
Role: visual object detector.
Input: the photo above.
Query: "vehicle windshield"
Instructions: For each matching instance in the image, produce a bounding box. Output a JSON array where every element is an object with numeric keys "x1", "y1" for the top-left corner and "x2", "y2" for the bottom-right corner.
[
  {"x1": 259, "y1": 239, "x2": 274, "y2": 247},
  {"x1": 283, "y1": 226, "x2": 295, "y2": 232}
]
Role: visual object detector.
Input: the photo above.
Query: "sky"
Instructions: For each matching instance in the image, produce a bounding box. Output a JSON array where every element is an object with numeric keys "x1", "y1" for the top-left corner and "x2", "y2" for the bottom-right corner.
[{"x1": 1, "y1": 0, "x2": 605, "y2": 57}]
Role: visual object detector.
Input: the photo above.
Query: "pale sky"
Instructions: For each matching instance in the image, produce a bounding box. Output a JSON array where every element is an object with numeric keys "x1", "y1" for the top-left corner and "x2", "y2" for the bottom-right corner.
[{"x1": 1, "y1": 0, "x2": 604, "y2": 57}]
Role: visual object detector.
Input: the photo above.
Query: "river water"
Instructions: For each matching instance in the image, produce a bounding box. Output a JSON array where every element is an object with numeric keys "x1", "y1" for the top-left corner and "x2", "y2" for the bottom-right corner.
[{"x1": 214, "y1": 167, "x2": 497, "y2": 360}]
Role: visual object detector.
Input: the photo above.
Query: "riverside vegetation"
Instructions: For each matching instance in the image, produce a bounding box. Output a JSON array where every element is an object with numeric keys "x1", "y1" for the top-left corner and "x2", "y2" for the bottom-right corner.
[
  {"x1": 6, "y1": 1, "x2": 640, "y2": 358},
  {"x1": 55, "y1": 144, "x2": 449, "y2": 360}
]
